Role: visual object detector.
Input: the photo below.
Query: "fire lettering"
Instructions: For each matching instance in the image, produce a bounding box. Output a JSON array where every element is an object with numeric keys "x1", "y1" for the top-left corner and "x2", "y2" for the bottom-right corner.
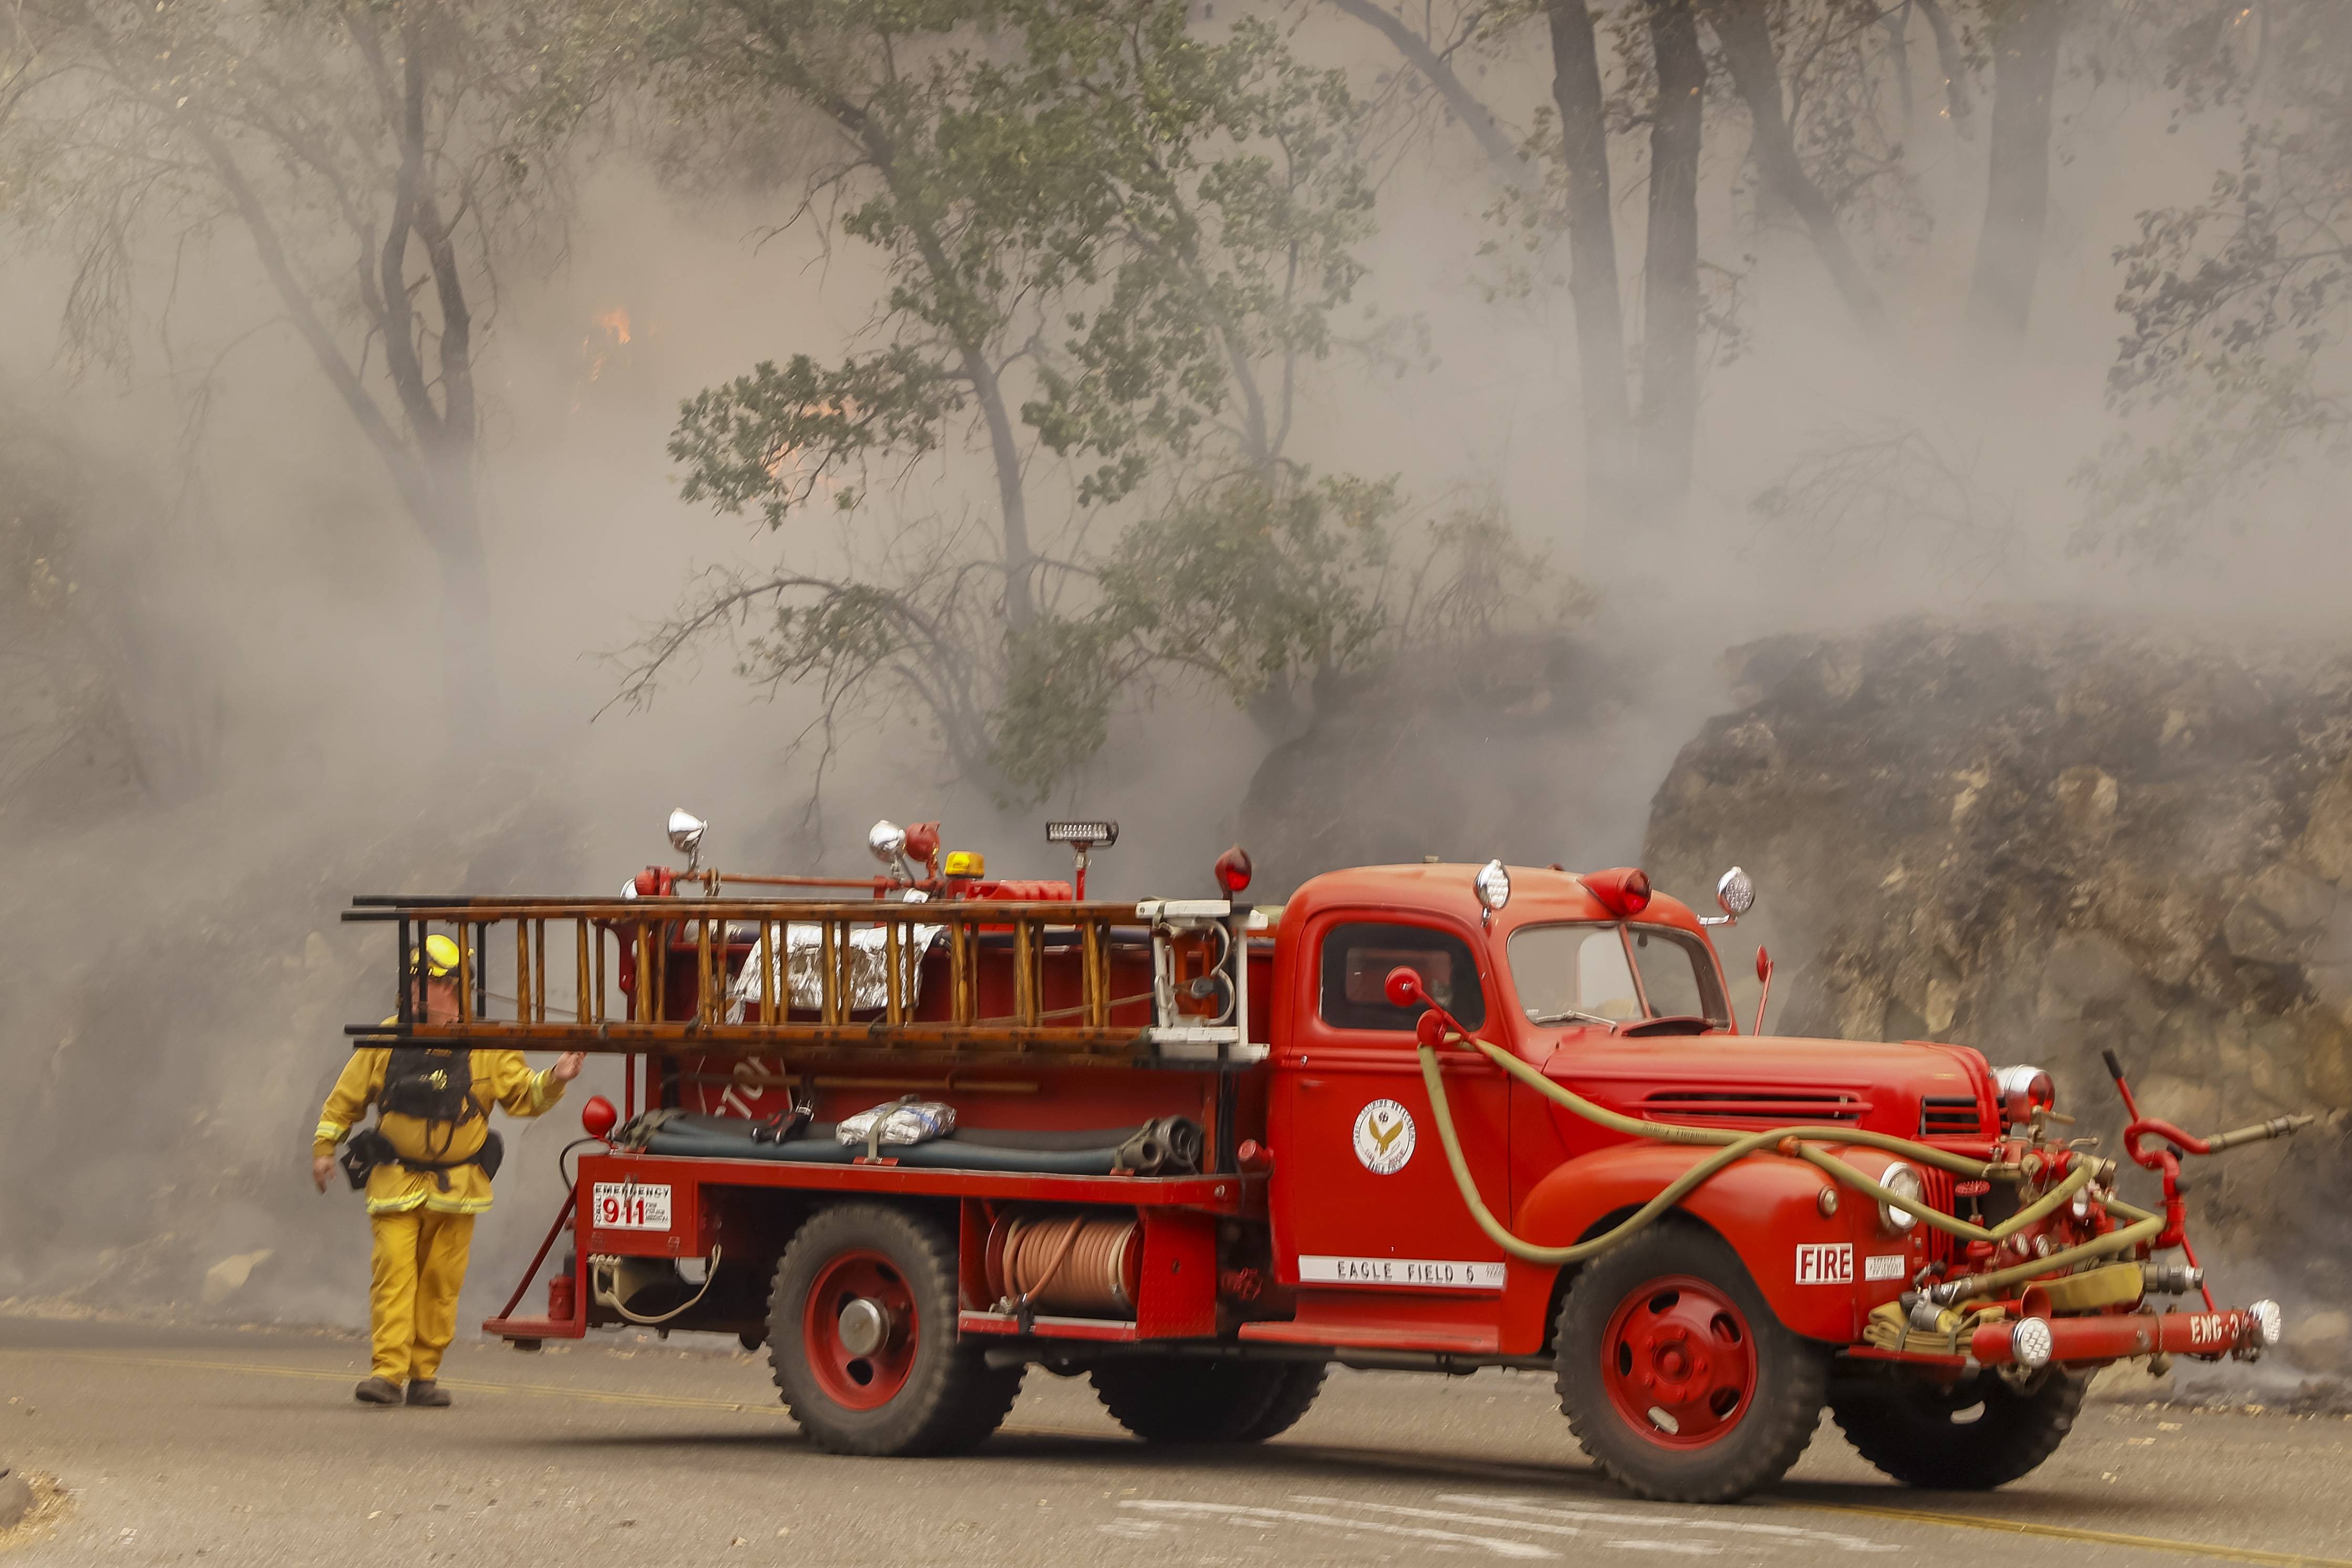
[{"x1": 1795, "y1": 1244, "x2": 1854, "y2": 1285}]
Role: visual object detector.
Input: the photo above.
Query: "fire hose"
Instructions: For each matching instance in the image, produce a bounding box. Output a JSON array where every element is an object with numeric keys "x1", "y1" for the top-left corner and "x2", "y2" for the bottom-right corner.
[
  {"x1": 1389, "y1": 971, "x2": 2300, "y2": 1301},
  {"x1": 1414, "y1": 1029, "x2": 2145, "y2": 1268}
]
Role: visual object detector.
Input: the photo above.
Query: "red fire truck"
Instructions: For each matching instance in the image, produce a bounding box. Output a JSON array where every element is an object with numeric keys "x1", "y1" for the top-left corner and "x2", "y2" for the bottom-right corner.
[{"x1": 344, "y1": 812, "x2": 2304, "y2": 1503}]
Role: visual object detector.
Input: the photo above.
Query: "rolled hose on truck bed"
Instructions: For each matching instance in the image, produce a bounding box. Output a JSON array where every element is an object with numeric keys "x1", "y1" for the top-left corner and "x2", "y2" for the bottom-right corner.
[
  {"x1": 639, "y1": 1113, "x2": 1195, "y2": 1177},
  {"x1": 1412, "y1": 1030, "x2": 2163, "y2": 1271}
]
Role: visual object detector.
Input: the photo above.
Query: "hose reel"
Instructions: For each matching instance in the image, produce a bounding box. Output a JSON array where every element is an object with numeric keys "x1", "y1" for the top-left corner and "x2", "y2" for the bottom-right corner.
[{"x1": 984, "y1": 1208, "x2": 1142, "y2": 1321}]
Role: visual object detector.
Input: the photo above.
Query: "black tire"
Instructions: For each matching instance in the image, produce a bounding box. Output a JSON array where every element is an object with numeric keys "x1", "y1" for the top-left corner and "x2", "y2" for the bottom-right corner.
[
  {"x1": 1091, "y1": 1357, "x2": 1305, "y2": 1443},
  {"x1": 1236, "y1": 1361, "x2": 1328, "y2": 1442},
  {"x1": 767, "y1": 1202, "x2": 1024, "y2": 1456},
  {"x1": 1831, "y1": 1368, "x2": 2086, "y2": 1490},
  {"x1": 1554, "y1": 1221, "x2": 1828, "y2": 1503}
]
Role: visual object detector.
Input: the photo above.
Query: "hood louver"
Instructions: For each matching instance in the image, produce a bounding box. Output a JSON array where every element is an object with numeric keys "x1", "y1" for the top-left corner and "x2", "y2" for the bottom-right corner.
[
  {"x1": 1638, "y1": 1090, "x2": 1870, "y2": 1126},
  {"x1": 1920, "y1": 1095, "x2": 1986, "y2": 1139}
]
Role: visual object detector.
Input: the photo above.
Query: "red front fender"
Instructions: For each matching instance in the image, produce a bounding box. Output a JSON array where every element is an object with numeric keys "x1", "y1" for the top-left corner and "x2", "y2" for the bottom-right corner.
[{"x1": 1499, "y1": 1141, "x2": 1891, "y2": 1355}]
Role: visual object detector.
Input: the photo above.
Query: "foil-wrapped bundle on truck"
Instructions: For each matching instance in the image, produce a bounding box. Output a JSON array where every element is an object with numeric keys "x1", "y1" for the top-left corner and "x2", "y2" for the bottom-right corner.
[{"x1": 340, "y1": 810, "x2": 2306, "y2": 1502}]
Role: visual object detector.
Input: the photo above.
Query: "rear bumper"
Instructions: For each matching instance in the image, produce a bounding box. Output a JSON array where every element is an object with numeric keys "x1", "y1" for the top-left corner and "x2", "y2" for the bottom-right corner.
[{"x1": 1970, "y1": 1301, "x2": 2283, "y2": 1367}]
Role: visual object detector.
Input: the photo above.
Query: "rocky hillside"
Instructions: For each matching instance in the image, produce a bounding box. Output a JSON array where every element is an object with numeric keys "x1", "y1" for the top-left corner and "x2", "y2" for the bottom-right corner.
[{"x1": 1646, "y1": 616, "x2": 2352, "y2": 1374}]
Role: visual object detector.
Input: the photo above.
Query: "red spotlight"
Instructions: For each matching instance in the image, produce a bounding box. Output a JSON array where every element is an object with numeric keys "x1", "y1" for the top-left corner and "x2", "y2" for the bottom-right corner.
[
  {"x1": 1584, "y1": 867, "x2": 1652, "y2": 917},
  {"x1": 581, "y1": 1094, "x2": 618, "y2": 1141},
  {"x1": 1214, "y1": 845, "x2": 1253, "y2": 896}
]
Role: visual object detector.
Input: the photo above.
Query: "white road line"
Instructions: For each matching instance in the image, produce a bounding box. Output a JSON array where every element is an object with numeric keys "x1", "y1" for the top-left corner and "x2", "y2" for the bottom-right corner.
[
  {"x1": 1602, "y1": 1542, "x2": 1723, "y2": 1556},
  {"x1": 1437, "y1": 1493, "x2": 1899, "y2": 1553},
  {"x1": 1119, "y1": 1499, "x2": 1558, "y2": 1560},
  {"x1": 1291, "y1": 1497, "x2": 1725, "y2": 1556},
  {"x1": 1290, "y1": 1495, "x2": 1584, "y2": 1540}
]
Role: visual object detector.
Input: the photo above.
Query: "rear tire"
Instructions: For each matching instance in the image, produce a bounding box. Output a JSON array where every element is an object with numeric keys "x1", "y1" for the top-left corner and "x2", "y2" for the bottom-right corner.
[
  {"x1": 1554, "y1": 1221, "x2": 1827, "y2": 1503},
  {"x1": 1236, "y1": 1361, "x2": 1327, "y2": 1442},
  {"x1": 1831, "y1": 1368, "x2": 2086, "y2": 1489},
  {"x1": 768, "y1": 1202, "x2": 1023, "y2": 1456},
  {"x1": 1091, "y1": 1357, "x2": 1313, "y2": 1443}
]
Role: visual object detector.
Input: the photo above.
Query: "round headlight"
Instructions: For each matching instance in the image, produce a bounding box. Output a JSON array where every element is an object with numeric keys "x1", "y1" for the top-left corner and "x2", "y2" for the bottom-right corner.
[
  {"x1": 2251, "y1": 1298, "x2": 2284, "y2": 1348},
  {"x1": 1474, "y1": 859, "x2": 1511, "y2": 913},
  {"x1": 1878, "y1": 1162, "x2": 1925, "y2": 1234},
  {"x1": 2010, "y1": 1317, "x2": 2055, "y2": 1369}
]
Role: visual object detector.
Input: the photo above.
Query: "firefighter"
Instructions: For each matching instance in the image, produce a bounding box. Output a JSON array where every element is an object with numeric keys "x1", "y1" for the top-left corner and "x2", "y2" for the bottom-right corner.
[{"x1": 311, "y1": 933, "x2": 585, "y2": 1407}]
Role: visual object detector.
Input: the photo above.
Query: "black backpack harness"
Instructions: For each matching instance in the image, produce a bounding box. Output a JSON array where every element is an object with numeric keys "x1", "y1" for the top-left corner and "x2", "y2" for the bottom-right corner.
[{"x1": 340, "y1": 1046, "x2": 504, "y2": 1192}]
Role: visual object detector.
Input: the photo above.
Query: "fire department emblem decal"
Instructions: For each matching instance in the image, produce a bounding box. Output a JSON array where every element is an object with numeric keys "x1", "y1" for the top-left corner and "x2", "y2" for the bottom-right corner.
[{"x1": 1353, "y1": 1100, "x2": 1416, "y2": 1174}]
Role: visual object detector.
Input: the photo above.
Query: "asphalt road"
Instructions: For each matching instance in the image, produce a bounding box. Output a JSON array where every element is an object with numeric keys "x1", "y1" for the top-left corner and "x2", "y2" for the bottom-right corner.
[{"x1": 1, "y1": 1314, "x2": 2348, "y2": 1567}]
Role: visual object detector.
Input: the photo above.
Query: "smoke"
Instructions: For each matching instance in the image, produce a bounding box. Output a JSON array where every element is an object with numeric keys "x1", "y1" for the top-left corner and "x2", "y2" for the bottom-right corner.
[{"x1": 1, "y1": 4, "x2": 2346, "y2": 1367}]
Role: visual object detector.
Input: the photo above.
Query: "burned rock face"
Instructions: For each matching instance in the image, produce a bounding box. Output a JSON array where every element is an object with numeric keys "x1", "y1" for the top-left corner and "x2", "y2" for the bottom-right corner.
[{"x1": 1646, "y1": 616, "x2": 2352, "y2": 1353}]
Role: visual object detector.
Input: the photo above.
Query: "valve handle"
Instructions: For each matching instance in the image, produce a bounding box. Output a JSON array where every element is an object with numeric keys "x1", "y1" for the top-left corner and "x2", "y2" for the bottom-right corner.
[{"x1": 2101, "y1": 1047, "x2": 2143, "y2": 1121}]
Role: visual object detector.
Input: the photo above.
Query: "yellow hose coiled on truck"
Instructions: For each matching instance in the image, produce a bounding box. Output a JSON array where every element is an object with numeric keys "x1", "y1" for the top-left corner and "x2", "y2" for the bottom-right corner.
[{"x1": 1414, "y1": 1033, "x2": 2160, "y2": 1272}]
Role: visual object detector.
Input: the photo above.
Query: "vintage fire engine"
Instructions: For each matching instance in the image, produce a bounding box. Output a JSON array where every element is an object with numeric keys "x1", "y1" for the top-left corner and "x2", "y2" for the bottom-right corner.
[{"x1": 344, "y1": 812, "x2": 2307, "y2": 1502}]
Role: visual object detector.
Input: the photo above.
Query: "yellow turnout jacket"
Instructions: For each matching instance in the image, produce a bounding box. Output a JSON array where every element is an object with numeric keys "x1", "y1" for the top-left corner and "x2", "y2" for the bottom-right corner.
[{"x1": 315, "y1": 1032, "x2": 566, "y2": 1214}]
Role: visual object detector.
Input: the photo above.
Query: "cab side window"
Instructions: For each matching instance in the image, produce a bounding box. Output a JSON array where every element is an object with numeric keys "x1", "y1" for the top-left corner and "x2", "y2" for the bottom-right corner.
[{"x1": 1318, "y1": 922, "x2": 1486, "y2": 1032}]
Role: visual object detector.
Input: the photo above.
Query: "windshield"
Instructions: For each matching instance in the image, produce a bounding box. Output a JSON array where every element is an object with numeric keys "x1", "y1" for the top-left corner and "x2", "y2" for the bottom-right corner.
[{"x1": 1508, "y1": 923, "x2": 1728, "y2": 1027}]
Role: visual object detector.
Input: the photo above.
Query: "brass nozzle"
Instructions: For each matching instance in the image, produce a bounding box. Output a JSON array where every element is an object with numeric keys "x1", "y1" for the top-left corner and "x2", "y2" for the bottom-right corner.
[{"x1": 2203, "y1": 1114, "x2": 2318, "y2": 1153}]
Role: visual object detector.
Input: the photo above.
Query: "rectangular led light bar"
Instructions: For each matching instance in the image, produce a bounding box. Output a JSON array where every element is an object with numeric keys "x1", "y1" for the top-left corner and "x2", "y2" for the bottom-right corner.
[{"x1": 1045, "y1": 820, "x2": 1119, "y2": 847}]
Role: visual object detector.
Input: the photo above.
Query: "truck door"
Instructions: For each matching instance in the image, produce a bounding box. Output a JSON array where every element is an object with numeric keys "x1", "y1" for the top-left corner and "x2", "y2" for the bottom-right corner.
[{"x1": 1270, "y1": 915, "x2": 1512, "y2": 1303}]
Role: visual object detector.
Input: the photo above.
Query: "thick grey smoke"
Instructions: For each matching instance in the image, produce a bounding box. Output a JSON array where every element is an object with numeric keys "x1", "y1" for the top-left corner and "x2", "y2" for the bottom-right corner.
[{"x1": 1, "y1": 4, "x2": 2344, "y2": 1388}]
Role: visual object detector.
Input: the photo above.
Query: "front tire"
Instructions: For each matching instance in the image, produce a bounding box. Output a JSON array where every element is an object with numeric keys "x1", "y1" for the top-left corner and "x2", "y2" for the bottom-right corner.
[
  {"x1": 768, "y1": 1202, "x2": 1023, "y2": 1456},
  {"x1": 1831, "y1": 1367, "x2": 2086, "y2": 1489},
  {"x1": 1555, "y1": 1221, "x2": 1827, "y2": 1503}
]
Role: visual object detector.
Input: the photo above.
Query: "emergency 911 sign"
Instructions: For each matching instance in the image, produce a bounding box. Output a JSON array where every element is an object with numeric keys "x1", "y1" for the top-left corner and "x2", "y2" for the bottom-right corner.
[{"x1": 592, "y1": 1180, "x2": 671, "y2": 1231}]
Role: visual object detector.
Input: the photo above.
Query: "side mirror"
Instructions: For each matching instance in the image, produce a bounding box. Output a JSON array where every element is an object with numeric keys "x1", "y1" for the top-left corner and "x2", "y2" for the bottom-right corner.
[{"x1": 1383, "y1": 966, "x2": 1427, "y2": 1008}]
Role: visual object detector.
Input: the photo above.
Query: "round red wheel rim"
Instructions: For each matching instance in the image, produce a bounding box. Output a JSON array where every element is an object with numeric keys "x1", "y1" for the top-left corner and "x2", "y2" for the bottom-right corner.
[
  {"x1": 802, "y1": 1248, "x2": 919, "y2": 1411},
  {"x1": 1599, "y1": 1273, "x2": 1757, "y2": 1449}
]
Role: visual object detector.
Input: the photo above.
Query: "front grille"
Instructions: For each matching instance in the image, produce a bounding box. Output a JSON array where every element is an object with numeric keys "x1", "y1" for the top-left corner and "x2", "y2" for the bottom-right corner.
[
  {"x1": 1639, "y1": 1090, "x2": 1869, "y2": 1126},
  {"x1": 1917, "y1": 1164, "x2": 1957, "y2": 1265},
  {"x1": 1920, "y1": 1095, "x2": 1985, "y2": 1138}
]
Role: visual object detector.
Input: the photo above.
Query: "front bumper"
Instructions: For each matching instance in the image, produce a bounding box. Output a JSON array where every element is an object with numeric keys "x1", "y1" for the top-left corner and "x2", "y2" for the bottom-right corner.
[{"x1": 1970, "y1": 1299, "x2": 2284, "y2": 1368}]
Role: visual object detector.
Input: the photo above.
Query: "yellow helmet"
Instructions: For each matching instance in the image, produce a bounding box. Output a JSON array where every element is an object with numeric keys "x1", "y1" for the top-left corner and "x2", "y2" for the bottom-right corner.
[{"x1": 410, "y1": 933, "x2": 465, "y2": 977}]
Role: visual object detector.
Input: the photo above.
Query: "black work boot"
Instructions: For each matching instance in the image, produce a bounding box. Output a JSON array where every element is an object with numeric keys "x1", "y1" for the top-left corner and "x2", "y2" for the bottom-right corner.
[
  {"x1": 354, "y1": 1376, "x2": 403, "y2": 1405},
  {"x1": 405, "y1": 1378, "x2": 452, "y2": 1407}
]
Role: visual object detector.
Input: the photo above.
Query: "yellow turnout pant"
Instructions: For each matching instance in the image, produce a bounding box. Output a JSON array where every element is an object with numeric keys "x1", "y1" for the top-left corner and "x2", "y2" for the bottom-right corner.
[{"x1": 368, "y1": 1208, "x2": 475, "y2": 1382}]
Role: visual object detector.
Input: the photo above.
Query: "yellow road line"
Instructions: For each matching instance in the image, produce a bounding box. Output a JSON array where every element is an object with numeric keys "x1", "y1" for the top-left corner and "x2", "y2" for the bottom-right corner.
[
  {"x1": 22, "y1": 1351, "x2": 791, "y2": 1415},
  {"x1": 1760, "y1": 1495, "x2": 2352, "y2": 1568},
  {"x1": 15, "y1": 1349, "x2": 2347, "y2": 1567}
]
